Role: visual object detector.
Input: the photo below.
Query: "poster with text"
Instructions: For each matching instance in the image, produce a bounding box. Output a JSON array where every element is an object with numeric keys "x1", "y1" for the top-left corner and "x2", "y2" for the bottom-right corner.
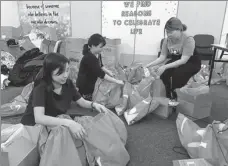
[
  {"x1": 18, "y1": 1, "x2": 71, "y2": 40},
  {"x1": 102, "y1": 1, "x2": 138, "y2": 54},
  {"x1": 102, "y1": 1, "x2": 178, "y2": 56}
]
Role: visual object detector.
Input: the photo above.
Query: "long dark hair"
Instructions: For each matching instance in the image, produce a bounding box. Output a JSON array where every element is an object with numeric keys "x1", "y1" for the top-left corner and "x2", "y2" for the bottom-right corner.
[
  {"x1": 34, "y1": 52, "x2": 69, "y2": 90},
  {"x1": 82, "y1": 33, "x2": 106, "y2": 55}
]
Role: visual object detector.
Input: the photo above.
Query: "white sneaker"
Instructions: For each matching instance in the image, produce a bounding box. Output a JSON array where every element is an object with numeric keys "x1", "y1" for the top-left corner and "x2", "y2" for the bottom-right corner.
[{"x1": 168, "y1": 99, "x2": 179, "y2": 107}]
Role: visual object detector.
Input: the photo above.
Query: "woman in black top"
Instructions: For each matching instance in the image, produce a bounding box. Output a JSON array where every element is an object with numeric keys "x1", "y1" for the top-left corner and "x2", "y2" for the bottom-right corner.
[
  {"x1": 76, "y1": 33, "x2": 124, "y2": 101},
  {"x1": 21, "y1": 52, "x2": 108, "y2": 139}
]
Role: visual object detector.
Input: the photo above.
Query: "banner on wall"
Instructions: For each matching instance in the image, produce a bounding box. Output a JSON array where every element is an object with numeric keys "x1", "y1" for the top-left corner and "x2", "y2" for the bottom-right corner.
[
  {"x1": 17, "y1": 1, "x2": 71, "y2": 40},
  {"x1": 102, "y1": 1, "x2": 178, "y2": 56}
]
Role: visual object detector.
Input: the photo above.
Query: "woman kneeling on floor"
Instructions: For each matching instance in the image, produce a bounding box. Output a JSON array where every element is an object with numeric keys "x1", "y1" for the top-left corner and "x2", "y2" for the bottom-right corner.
[
  {"x1": 145, "y1": 17, "x2": 201, "y2": 103},
  {"x1": 20, "y1": 52, "x2": 108, "y2": 138},
  {"x1": 76, "y1": 33, "x2": 124, "y2": 101}
]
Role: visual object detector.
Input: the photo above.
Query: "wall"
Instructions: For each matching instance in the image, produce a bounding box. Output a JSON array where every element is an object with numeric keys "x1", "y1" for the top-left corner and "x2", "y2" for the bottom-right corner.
[
  {"x1": 177, "y1": 1, "x2": 226, "y2": 44},
  {"x1": 1, "y1": 1, "x2": 20, "y2": 27},
  {"x1": 71, "y1": 1, "x2": 101, "y2": 38},
  {"x1": 75, "y1": 1, "x2": 227, "y2": 45},
  {"x1": 1, "y1": 1, "x2": 102, "y2": 38},
  {"x1": 105, "y1": 1, "x2": 228, "y2": 65},
  {"x1": 1, "y1": 1, "x2": 226, "y2": 41},
  {"x1": 220, "y1": 2, "x2": 228, "y2": 46}
]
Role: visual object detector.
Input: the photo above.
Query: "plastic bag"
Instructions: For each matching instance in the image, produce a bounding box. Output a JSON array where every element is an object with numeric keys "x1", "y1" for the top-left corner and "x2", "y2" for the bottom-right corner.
[
  {"x1": 1, "y1": 124, "x2": 22, "y2": 144},
  {"x1": 1, "y1": 74, "x2": 9, "y2": 90},
  {"x1": 115, "y1": 63, "x2": 145, "y2": 84},
  {"x1": 92, "y1": 78, "x2": 122, "y2": 109},
  {"x1": 1, "y1": 82, "x2": 33, "y2": 117},
  {"x1": 105, "y1": 85, "x2": 122, "y2": 108},
  {"x1": 1, "y1": 100, "x2": 27, "y2": 117},
  {"x1": 124, "y1": 82, "x2": 144, "y2": 109},
  {"x1": 137, "y1": 76, "x2": 155, "y2": 98},
  {"x1": 176, "y1": 113, "x2": 202, "y2": 158},
  {"x1": 176, "y1": 113, "x2": 228, "y2": 166},
  {"x1": 124, "y1": 95, "x2": 159, "y2": 125},
  {"x1": 1, "y1": 51, "x2": 16, "y2": 69},
  {"x1": 75, "y1": 109, "x2": 129, "y2": 166},
  {"x1": 38, "y1": 125, "x2": 87, "y2": 166},
  {"x1": 115, "y1": 81, "x2": 144, "y2": 116},
  {"x1": 16, "y1": 82, "x2": 34, "y2": 103},
  {"x1": 180, "y1": 84, "x2": 209, "y2": 96}
]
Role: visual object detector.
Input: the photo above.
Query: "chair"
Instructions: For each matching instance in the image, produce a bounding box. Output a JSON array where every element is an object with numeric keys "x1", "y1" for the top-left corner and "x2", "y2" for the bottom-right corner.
[{"x1": 193, "y1": 34, "x2": 214, "y2": 65}]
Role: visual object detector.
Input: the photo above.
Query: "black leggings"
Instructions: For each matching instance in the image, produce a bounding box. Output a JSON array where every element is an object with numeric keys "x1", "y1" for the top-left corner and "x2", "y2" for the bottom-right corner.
[{"x1": 160, "y1": 56, "x2": 201, "y2": 99}]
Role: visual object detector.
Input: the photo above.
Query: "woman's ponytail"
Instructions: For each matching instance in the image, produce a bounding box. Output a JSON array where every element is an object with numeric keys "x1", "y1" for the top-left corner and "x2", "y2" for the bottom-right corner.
[
  {"x1": 182, "y1": 24, "x2": 187, "y2": 31},
  {"x1": 82, "y1": 44, "x2": 89, "y2": 55}
]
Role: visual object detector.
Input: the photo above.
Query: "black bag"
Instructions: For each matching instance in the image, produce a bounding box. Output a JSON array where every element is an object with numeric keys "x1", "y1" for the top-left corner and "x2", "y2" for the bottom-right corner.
[{"x1": 8, "y1": 48, "x2": 46, "y2": 86}]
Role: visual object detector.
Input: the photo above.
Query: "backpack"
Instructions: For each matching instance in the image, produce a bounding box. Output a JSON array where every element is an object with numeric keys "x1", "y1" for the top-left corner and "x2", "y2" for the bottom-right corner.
[{"x1": 8, "y1": 48, "x2": 46, "y2": 86}]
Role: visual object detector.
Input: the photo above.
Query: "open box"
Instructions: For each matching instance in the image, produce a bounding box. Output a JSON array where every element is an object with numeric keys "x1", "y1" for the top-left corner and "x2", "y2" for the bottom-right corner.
[
  {"x1": 176, "y1": 89, "x2": 212, "y2": 120},
  {"x1": 1, "y1": 124, "x2": 40, "y2": 166},
  {"x1": 2, "y1": 138, "x2": 39, "y2": 166}
]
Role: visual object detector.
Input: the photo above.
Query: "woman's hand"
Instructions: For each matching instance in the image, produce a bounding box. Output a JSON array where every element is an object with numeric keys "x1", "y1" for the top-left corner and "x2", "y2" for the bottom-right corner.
[
  {"x1": 213, "y1": 121, "x2": 228, "y2": 131},
  {"x1": 218, "y1": 123, "x2": 227, "y2": 131},
  {"x1": 151, "y1": 65, "x2": 160, "y2": 71},
  {"x1": 65, "y1": 120, "x2": 87, "y2": 139},
  {"x1": 92, "y1": 102, "x2": 109, "y2": 113},
  {"x1": 116, "y1": 79, "x2": 124, "y2": 85},
  {"x1": 156, "y1": 65, "x2": 167, "y2": 76},
  {"x1": 106, "y1": 70, "x2": 115, "y2": 77}
]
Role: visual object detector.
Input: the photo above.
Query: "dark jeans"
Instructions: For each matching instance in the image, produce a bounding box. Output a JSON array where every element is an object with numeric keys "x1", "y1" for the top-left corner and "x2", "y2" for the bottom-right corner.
[{"x1": 160, "y1": 55, "x2": 201, "y2": 99}]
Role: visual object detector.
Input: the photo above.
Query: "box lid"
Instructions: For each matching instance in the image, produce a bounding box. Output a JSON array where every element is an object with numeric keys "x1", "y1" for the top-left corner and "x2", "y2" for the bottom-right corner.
[{"x1": 173, "y1": 158, "x2": 213, "y2": 166}]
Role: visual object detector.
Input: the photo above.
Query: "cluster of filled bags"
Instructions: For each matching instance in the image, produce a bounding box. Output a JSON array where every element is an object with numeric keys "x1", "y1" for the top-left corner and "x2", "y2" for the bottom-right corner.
[
  {"x1": 92, "y1": 63, "x2": 172, "y2": 126},
  {"x1": 188, "y1": 64, "x2": 226, "y2": 86},
  {"x1": 176, "y1": 113, "x2": 228, "y2": 165}
]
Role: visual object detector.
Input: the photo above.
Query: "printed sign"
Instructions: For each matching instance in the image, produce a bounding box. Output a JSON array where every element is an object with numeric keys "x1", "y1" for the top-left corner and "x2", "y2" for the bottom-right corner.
[
  {"x1": 18, "y1": 1, "x2": 71, "y2": 40},
  {"x1": 102, "y1": 1, "x2": 178, "y2": 55}
]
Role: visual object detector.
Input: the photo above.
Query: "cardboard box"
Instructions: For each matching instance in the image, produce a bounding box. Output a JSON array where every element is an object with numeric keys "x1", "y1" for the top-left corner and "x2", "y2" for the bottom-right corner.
[
  {"x1": 102, "y1": 38, "x2": 121, "y2": 71},
  {"x1": 2, "y1": 152, "x2": 10, "y2": 166},
  {"x1": 176, "y1": 89, "x2": 212, "y2": 120},
  {"x1": 1, "y1": 26, "x2": 22, "y2": 39},
  {"x1": 153, "y1": 97, "x2": 172, "y2": 119},
  {"x1": 65, "y1": 38, "x2": 87, "y2": 60},
  {"x1": 173, "y1": 158, "x2": 213, "y2": 166},
  {"x1": 2, "y1": 137, "x2": 39, "y2": 166},
  {"x1": 0, "y1": 39, "x2": 9, "y2": 51},
  {"x1": 65, "y1": 37, "x2": 122, "y2": 71},
  {"x1": 1, "y1": 124, "x2": 40, "y2": 166}
]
